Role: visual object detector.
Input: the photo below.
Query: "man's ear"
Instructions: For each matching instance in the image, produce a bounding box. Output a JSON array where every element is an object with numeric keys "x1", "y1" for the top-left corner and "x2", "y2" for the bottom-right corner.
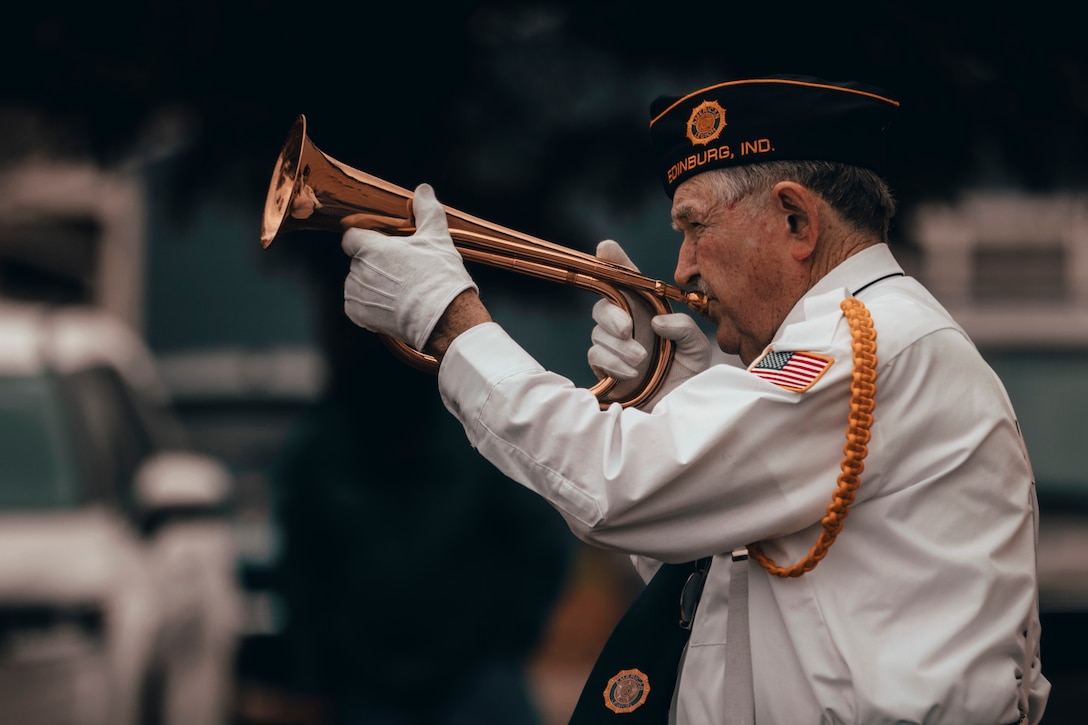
[{"x1": 772, "y1": 181, "x2": 820, "y2": 262}]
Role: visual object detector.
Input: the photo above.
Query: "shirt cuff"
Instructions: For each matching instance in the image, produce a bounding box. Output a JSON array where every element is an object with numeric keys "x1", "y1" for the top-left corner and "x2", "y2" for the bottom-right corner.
[{"x1": 437, "y1": 322, "x2": 544, "y2": 443}]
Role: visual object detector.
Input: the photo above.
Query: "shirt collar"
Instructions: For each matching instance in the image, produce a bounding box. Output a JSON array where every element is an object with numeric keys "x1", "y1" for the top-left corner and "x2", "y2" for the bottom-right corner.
[{"x1": 777, "y1": 243, "x2": 904, "y2": 332}]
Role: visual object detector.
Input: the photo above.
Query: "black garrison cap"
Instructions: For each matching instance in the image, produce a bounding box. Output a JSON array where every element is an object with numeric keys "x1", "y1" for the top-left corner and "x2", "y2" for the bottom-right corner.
[{"x1": 648, "y1": 75, "x2": 900, "y2": 197}]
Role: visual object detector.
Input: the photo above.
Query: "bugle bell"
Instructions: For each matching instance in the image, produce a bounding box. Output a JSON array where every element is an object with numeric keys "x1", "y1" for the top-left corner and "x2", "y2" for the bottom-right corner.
[{"x1": 260, "y1": 114, "x2": 708, "y2": 408}]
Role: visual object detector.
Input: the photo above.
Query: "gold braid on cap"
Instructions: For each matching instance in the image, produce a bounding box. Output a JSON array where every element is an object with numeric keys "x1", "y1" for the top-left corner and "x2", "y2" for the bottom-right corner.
[{"x1": 748, "y1": 297, "x2": 877, "y2": 578}]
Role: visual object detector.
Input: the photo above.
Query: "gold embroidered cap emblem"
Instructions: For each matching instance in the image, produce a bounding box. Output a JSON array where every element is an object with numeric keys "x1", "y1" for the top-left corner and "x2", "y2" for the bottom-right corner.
[
  {"x1": 685, "y1": 100, "x2": 726, "y2": 146},
  {"x1": 603, "y1": 668, "x2": 650, "y2": 714}
]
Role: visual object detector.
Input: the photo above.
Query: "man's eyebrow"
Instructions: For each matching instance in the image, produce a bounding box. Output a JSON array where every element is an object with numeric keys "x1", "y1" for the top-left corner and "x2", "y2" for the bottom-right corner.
[{"x1": 671, "y1": 203, "x2": 699, "y2": 227}]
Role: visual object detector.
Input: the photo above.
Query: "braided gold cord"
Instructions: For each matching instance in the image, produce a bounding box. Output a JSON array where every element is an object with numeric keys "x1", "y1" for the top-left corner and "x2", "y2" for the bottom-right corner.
[{"x1": 748, "y1": 297, "x2": 878, "y2": 578}]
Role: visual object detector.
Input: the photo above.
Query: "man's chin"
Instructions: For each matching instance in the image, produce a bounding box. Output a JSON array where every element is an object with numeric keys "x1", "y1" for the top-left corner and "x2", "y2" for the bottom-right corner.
[{"x1": 714, "y1": 329, "x2": 741, "y2": 357}]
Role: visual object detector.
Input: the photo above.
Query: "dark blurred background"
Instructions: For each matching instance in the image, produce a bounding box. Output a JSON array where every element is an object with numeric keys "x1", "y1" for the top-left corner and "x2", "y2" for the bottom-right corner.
[
  {"x1": 1, "y1": 1, "x2": 1086, "y2": 723},
  {"x1": 5, "y1": 0, "x2": 1088, "y2": 341}
]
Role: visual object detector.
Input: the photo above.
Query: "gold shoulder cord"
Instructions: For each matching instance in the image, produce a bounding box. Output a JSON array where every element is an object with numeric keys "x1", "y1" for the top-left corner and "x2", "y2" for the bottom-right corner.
[{"x1": 748, "y1": 297, "x2": 878, "y2": 578}]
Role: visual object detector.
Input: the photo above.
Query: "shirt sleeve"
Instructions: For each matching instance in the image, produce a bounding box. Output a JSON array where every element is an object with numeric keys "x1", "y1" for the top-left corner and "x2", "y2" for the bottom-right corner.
[{"x1": 438, "y1": 304, "x2": 861, "y2": 562}]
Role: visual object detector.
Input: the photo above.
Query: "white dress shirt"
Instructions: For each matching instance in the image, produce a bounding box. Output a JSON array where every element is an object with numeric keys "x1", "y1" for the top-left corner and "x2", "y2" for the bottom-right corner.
[{"x1": 437, "y1": 244, "x2": 1050, "y2": 724}]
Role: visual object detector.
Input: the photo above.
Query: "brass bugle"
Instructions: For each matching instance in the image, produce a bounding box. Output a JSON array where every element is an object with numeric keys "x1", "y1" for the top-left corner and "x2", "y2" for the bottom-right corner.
[{"x1": 260, "y1": 114, "x2": 709, "y2": 408}]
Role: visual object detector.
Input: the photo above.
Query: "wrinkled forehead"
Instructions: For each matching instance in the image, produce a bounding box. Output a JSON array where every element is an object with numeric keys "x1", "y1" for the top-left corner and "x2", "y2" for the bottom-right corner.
[
  {"x1": 670, "y1": 173, "x2": 715, "y2": 216},
  {"x1": 670, "y1": 172, "x2": 761, "y2": 225}
]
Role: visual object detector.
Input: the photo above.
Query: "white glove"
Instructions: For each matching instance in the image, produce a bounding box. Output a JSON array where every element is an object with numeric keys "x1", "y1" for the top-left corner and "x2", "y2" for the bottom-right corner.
[
  {"x1": 342, "y1": 183, "x2": 477, "y2": 352},
  {"x1": 587, "y1": 240, "x2": 712, "y2": 408},
  {"x1": 587, "y1": 240, "x2": 656, "y2": 397},
  {"x1": 646, "y1": 313, "x2": 713, "y2": 405}
]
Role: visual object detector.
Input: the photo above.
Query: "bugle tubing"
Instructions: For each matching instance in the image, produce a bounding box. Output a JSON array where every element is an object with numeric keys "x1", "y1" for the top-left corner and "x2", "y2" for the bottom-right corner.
[{"x1": 260, "y1": 115, "x2": 709, "y2": 408}]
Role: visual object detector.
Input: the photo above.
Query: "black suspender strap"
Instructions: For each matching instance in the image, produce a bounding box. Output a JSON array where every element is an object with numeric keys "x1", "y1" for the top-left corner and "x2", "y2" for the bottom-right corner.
[{"x1": 851, "y1": 271, "x2": 904, "y2": 297}]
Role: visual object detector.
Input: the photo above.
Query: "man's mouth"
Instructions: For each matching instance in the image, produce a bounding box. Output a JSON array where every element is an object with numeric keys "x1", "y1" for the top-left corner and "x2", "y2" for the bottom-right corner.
[{"x1": 697, "y1": 284, "x2": 716, "y2": 318}]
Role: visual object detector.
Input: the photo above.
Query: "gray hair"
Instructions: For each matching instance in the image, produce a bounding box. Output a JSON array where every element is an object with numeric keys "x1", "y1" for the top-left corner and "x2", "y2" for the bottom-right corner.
[{"x1": 700, "y1": 161, "x2": 897, "y2": 241}]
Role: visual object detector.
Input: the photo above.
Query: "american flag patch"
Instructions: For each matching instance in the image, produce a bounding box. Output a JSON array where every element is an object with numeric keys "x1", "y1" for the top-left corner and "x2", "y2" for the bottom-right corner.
[{"x1": 749, "y1": 350, "x2": 834, "y2": 392}]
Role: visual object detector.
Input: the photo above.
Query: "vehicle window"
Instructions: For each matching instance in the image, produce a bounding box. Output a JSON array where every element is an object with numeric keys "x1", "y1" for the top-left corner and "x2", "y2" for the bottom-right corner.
[
  {"x1": 59, "y1": 365, "x2": 157, "y2": 514},
  {"x1": 0, "y1": 373, "x2": 82, "y2": 509}
]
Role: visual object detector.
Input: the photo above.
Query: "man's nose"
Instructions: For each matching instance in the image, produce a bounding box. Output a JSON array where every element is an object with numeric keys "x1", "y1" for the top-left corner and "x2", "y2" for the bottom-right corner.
[{"x1": 674, "y1": 239, "x2": 697, "y2": 287}]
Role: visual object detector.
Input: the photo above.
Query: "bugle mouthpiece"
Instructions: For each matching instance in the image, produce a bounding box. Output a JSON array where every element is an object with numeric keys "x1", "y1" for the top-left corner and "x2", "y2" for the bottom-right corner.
[{"x1": 684, "y1": 290, "x2": 710, "y2": 316}]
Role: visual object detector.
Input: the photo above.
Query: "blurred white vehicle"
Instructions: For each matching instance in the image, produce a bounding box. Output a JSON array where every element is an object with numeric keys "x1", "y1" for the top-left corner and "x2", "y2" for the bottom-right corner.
[{"x1": 0, "y1": 300, "x2": 242, "y2": 725}]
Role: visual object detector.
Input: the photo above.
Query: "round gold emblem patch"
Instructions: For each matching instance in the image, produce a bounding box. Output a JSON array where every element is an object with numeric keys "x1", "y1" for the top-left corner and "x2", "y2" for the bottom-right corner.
[
  {"x1": 685, "y1": 100, "x2": 726, "y2": 146},
  {"x1": 603, "y1": 668, "x2": 650, "y2": 714}
]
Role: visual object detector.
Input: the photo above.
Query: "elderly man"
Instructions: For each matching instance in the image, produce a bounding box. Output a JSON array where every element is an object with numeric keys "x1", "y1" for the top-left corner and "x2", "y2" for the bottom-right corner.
[{"x1": 340, "y1": 76, "x2": 1050, "y2": 724}]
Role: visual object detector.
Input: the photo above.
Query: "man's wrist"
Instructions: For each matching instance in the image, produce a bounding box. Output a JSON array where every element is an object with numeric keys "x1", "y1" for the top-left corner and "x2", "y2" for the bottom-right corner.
[{"x1": 424, "y1": 289, "x2": 492, "y2": 360}]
